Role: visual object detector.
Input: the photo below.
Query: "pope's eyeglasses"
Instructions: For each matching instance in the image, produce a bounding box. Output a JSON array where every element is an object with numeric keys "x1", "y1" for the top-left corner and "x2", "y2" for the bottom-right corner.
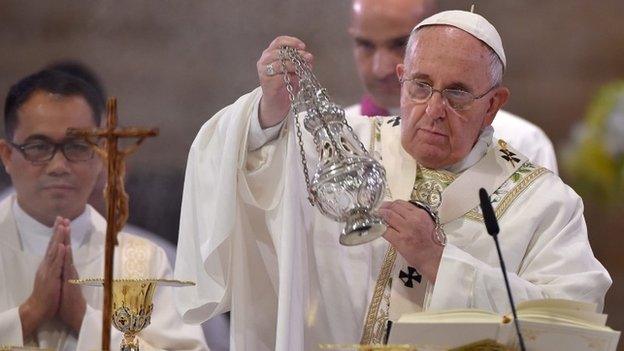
[{"x1": 400, "y1": 78, "x2": 497, "y2": 111}]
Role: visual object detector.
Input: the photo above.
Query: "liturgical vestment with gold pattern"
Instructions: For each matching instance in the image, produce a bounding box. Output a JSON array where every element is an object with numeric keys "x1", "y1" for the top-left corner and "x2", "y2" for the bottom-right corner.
[{"x1": 175, "y1": 87, "x2": 610, "y2": 351}]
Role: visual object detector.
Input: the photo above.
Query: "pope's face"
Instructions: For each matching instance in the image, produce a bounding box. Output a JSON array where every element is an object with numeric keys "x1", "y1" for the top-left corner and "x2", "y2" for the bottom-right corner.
[
  {"x1": 349, "y1": 0, "x2": 433, "y2": 110},
  {"x1": 398, "y1": 26, "x2": 509, "y2": 169},
  {"x1": 0, "y1": 90, "x2": 102, "y2": 226}
]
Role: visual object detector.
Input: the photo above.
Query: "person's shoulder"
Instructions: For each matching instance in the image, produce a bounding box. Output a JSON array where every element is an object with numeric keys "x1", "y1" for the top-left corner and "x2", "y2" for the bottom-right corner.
[
  {"x1": 344, "y1": 103, "x2": 361, "y2": 117},
  {"x1": 116, "y1": 231, "x2": 171, "y2": 265},
  {"x1": 0, "y1": 194, "x2": 14, "y2": 226},
  {"x1": 519, "y1": 164, "x2": 582, "y2": 208},
  {"x1": 344, "y1": 105, "x2": 377, "y2": 129},
  {"x1": 0, "y1": 192, "x2": 13, "y2": 209},
  {"x1": 117, "y1": 231, "x2": 158, "y2": 249},
  {"x1": 87, "y1": 205, "x2": 172, "y2": 262},
  {"x1": 122, "y1": 224, "x2": 174, "y2": 249},
  {"x1": 123, "y1": 224, "x2": 176, "y2": 266},
  {"x1": 0, "y1": 187, "x2": 15, "y2": 203},
  {"x1": 493, "y1": 110, "x2": 549, "y2": 137}
]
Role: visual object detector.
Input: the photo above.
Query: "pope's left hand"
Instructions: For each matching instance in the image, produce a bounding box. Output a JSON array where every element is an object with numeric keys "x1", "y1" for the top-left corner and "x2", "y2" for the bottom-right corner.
[{"x1": 378, "y1": 200, "x2": 444, "y2": 282}]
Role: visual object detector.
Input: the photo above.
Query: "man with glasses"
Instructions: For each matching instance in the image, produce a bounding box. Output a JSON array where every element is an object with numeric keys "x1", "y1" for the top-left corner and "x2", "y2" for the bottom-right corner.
[
  {"x1": 0, "y1": 69, "x2": 208, "y2": 350},
  {"x1": 175, "y1": 10, "x2": 610, "y2": 350},
  {"x1": 345, "y1": 0, "x2": 559, "y2": 174}
]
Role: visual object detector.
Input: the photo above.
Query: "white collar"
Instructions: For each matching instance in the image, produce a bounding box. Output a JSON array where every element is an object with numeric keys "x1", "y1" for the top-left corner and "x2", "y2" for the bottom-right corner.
[
  {"x1": 445, "y1": 125, "x2": 494, "y2": 174},
  {"x1": 12, "y1": 196, "x2": 94, "y2": 256}
]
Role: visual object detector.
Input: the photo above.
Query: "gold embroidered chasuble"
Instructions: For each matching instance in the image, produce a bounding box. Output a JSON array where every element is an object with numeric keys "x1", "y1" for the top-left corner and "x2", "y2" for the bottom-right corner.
[{"x1": 360, "y1": 116, "x2": 548, "y2": 344}]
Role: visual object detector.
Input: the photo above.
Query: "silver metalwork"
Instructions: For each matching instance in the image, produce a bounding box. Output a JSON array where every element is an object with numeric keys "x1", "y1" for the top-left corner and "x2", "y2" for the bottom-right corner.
[
  {"x1": 265, "y1": 63, "x2": 276, "y2": 76},
  {"x1": 278, "y1": 46, "x2": 387, "y2": 246}
]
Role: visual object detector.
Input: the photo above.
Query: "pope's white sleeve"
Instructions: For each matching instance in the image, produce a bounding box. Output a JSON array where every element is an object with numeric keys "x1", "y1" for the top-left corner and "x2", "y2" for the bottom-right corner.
[
  {"x1": 240, "y1": 100, "x2": 290, "y2": 210},
  {"x1": 175, "y1": 87, "x2": 286, "y2": 329},
  {"x1": 247, "y1": 101, "x2": 285, "y2": 151},
  {"x1": 429, "y1": 179, "x2": 611, "y2": 313},
  {"x1": 0, "y1": 306, "x2": 23, "y2": 345}
]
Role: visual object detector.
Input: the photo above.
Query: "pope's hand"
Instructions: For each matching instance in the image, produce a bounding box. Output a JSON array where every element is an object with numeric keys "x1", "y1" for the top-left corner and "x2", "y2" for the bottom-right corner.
[
  {"x1": 256, "y1": 35, "x2": 314, "y2": 129},
  {"x1": 59, "y1": 224, "x2": 86, "y2": 335},
  {"x1": 378, "y1": 200, "x2": 444, "y2": 282},
  {"x1": 19, "y1": 217, "x2": 67, "y2": 338}
]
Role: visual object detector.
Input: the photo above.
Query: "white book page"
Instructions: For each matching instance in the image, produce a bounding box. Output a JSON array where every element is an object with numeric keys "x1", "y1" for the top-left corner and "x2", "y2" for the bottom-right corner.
[
  {"x1": 397, "y1": 309, "x2": 499, "y2": 323},
  {"x1": 512, "y1": 320, "x2": 621, "y2": 351},
  {"x1": 389, "y1": 321, "x2": 503, "y2": 349},
  {"x1": 516, "y1": 299, "x2": 608, "y2": 326}
]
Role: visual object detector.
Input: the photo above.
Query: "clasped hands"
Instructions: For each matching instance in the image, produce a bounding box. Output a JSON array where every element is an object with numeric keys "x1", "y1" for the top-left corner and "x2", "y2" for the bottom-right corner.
[
  {"x1": 378, "y1": 200, "x2": 445, "y2": 282},
  {"x1": 19, "y1": 217, "x2": 86, "y2": 338}
]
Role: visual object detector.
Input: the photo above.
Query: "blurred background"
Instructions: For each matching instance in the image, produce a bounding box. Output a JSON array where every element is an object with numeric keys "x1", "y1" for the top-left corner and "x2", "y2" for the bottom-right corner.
[{"x1": 1, "y1": 0, "x2": 623, "y2": 346}]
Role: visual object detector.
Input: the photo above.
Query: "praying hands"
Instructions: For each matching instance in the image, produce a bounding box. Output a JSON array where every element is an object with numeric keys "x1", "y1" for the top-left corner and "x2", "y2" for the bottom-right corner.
[{"x1": 18, "y1": 217, "x2": 86, "y2": 338}]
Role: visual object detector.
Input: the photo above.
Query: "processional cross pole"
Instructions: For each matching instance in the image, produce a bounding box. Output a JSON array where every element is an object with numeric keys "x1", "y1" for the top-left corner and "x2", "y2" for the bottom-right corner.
[{"x1": 67, "y1": 97, "x2": 158, "y2": 350}]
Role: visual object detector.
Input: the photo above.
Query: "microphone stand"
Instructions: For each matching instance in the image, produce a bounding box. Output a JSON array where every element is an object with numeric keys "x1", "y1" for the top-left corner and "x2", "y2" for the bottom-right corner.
[{"x1": 479, "y1": 188, "x2": 527, "y2": 351}]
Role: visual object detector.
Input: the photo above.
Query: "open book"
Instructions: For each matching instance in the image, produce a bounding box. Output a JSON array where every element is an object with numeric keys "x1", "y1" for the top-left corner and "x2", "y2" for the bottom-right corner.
[{"x1": 387, "y1": 299, "x2": 621, "y2": 351}]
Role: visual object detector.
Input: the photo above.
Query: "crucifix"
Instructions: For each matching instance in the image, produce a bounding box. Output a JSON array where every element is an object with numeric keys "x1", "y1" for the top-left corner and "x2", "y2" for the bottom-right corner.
[{"x1": 67, "y1": 97, "x2": 158, "y2": 350}]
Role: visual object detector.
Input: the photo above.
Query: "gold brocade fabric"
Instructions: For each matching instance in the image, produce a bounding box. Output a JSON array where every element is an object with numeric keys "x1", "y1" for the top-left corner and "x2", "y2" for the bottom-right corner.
[
  {"x1": 410, "y1": 165, "x2": 456, "y2": 210},
  {"x1": 361, "y1": 165, "x2": 456, "y2": 345}
]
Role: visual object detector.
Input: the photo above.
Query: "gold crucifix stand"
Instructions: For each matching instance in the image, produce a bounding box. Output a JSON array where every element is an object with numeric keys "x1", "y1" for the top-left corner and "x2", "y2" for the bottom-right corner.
[{"x1": 67, "y1": 97, "x2": 158, "y2": 350}]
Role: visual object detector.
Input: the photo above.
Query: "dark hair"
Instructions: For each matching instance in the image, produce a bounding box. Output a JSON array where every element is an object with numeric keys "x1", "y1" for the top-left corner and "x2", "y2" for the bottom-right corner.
[
  {"x1": 45, "y1": 60, "x2": 107, "y2": 104},
  {"x1": 4, "y1": 69, "x2": 104, "y2": 140}
]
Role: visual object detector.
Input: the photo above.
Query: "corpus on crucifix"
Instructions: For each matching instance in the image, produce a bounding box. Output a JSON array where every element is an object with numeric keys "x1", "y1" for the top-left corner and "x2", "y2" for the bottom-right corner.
[{"x1": 67, "y1": 97, "x2": 158, "y2": 350}]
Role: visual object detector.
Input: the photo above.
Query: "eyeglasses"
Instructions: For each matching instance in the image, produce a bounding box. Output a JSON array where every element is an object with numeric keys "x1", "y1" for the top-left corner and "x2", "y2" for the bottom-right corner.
[
  {"x1": 9, "y1": 138, "x2": 95, "y2": 163},
  {"x1": 400, "y1": 78, "x2": 497, "y2": 111}
]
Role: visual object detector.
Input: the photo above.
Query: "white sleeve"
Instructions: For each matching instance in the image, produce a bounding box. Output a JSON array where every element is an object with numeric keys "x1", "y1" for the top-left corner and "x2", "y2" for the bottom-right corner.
[
  {"x1": 530, "y1": 133, "x2": 558, "y2": 175},
  {"x1": 0, "y1": 306, "x2": 23, "y2": 345},
  {"x1": 247, "y1": 100, "x2": 285, "y2": 151},
  {"x1": 429, "y1": 179, "x2": 611, "y2": 313},
  {"x1": 175, "y1": 86, "x2": 289, "y2": 328}
]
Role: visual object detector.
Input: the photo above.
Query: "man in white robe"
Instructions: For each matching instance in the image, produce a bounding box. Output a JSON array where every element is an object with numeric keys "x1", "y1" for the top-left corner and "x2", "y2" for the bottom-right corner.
[
  {"x1": 174, "y1": 10, "x2": 610, "y2": 350},
  {"x1": 0, "y1": 69, "x2": 208, "y2": 350},
  {"x1": 345, "y1": 0, "x2": 559, "y2": 173}
]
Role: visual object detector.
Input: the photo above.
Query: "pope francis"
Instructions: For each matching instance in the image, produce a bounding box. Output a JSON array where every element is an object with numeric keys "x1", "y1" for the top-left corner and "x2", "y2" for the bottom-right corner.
[{"x1": 174, "y1": 10, "x2": 611, "y2": 351}]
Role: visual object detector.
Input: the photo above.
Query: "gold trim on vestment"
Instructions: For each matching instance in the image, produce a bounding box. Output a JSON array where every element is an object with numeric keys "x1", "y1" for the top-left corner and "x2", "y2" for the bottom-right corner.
[
  {"x1": 495, "y1": 166, "x2": 548, "y2": 218},
  {"x1": 420, "y1": 167, "x2": 456, "y2": 185},
  {"x1": 370, "y1": 118, "x2": 378, "y2": 150},
  {"x1": 361, "y1": 122, "x2": 548, "y2": 343},
  {"x1": 465, "y1": 164, "x2": 548, "y2": 222},
  {"x1": 360, "y1": 246, "x2": 397, "y2": 344}
]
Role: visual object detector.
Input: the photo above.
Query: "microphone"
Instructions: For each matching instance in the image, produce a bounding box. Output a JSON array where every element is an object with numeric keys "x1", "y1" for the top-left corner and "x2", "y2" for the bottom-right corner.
[
  {"x1": 478, "y1": 188, "x2": 527, "y2": 351},
  {"x1": 479, "y1": 188, "x2": 499, "y2": 235}
]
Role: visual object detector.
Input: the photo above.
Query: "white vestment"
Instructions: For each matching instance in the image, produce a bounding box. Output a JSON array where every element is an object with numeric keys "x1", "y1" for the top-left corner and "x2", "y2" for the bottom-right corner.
[
  {"x1": 0, "y1": 186, "x2": 229, "y2": 351},
  {"x1": 345, "y1": 104, "x2": 559, "y2": 174},
  {"x1": 175, "y1": 87, "x2": 609, "y2": 350},
  {"x1": 0, "y1": 195, "x2": 208, "y2": 350}
]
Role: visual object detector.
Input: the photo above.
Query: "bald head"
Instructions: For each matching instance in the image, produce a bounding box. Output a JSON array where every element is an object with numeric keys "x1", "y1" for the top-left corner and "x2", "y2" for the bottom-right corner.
[
  {"x1": 350, "y1": 0, "x2": 436, "y2": 30},
  {"x1": 349, "y1": 0, "x2": 437, "y2": 110}
]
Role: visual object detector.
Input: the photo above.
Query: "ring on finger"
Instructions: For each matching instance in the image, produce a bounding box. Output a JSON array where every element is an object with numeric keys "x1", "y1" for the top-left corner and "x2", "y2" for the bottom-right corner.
[{"x1": 265, "y1": 63, "x2": 276, "y2": 77}]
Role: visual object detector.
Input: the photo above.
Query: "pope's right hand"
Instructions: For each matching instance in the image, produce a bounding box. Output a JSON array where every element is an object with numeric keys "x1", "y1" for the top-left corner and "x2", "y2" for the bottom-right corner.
[
  {"x1": 256, "y1": 35, "x2": 314, "y2": 129},
  {"x1": 18, "y1": 217, "x2": 68, "y2": 338}
]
